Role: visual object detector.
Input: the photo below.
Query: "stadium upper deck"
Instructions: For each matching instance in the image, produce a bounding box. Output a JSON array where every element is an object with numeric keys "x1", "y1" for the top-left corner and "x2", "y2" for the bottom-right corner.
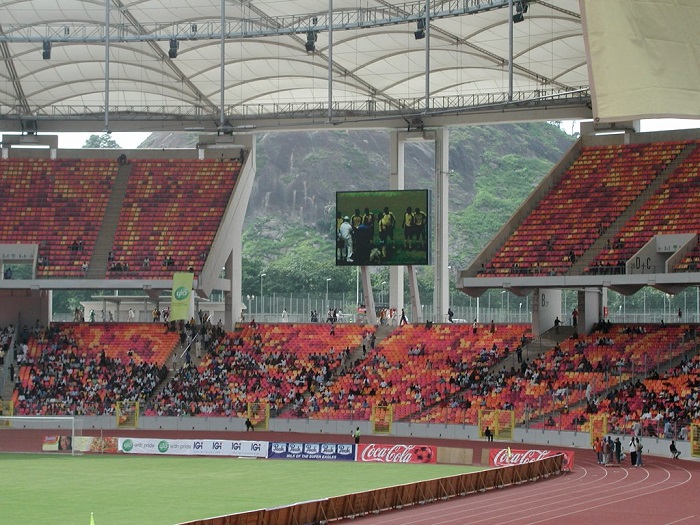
[
  {"x1": 0, "y1": 157, "x2": 241, "y2": 280},
  {"x1": 475, "y1": 139, "x2": 698, "y2": 278}
]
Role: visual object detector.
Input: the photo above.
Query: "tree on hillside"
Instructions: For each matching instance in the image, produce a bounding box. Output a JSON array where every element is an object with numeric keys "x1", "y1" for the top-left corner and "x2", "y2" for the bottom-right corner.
[{"x1": 83, "y1": 133, "x2": 121, "y2": 149}]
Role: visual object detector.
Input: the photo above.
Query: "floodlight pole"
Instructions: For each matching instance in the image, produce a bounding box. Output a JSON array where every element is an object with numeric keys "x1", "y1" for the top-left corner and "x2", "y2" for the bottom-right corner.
[
  {"x1": 508, "y1": 0, "x2": 514, "y2": 101},
  {"x1": 104, "y1": 0, "x2": 110, "y2": 132},
  {"x1": 328, "y1": 0, "x2": 333, "y2": 123},
  {"x1": 220, "y1": 0, "x2": 226, "y2": 130},
  {"x1": 424, "y1": 0, "x2": 430, "y2": 112},
  {"x1": 260, "y1": 273, "x2": 266, "y2": 316}
]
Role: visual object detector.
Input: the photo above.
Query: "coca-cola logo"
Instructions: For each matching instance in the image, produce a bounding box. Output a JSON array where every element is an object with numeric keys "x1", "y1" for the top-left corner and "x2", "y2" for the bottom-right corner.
[
  {"x1": 490, "y1": 449, "x2": 574, "y2": 471},
  {"x1": 493, "y1": 449, "x2": 551, "y2": 465}
]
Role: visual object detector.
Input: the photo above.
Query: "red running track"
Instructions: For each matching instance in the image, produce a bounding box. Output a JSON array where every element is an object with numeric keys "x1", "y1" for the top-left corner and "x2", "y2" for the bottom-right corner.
[{"x1": 352, "y1": 449, "x2": 699, "y2": 525}]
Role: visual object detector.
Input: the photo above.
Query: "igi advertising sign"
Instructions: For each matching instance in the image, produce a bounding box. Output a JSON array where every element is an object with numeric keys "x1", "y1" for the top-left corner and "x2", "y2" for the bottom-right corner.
[
  {"x1": 117, "y1": 438, "x2": 267, "y2": 458},
  {"x1": 268, "y1": 442, "x2": 355, "y2": 461},
  {"x1": 356, "y1": 444, "x2": 437, "y2": 464},
  {"x1": 489, "y1": 448, "x2": 575, "y2": 471}
]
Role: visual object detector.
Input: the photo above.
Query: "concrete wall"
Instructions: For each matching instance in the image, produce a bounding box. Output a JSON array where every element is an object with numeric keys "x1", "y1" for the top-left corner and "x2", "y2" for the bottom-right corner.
[
  {"x1": 9, "y1": 415, "x2": 696, "y2": 462},
  {"x1": 0, "y1": 290, "x2": 48, "y2": 327}
]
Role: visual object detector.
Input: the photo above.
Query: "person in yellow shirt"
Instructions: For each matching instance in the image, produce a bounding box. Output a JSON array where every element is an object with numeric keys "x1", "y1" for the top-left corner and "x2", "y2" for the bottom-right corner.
[
  {"x1": 413, "y1": 207, "x2": 427, "y2": 250},
  {"x1": 402, "y1": 206, "x2": 414, "y2": 250},
  {"x1": 362, "y1": 207, "x2": 376, "y2": 242},
  {"x1": 351, "y1": 208, "x2": 363, "y2": 231},
  {"x1": 378, "y1": 207, "x2": 396, "y2": 258}
]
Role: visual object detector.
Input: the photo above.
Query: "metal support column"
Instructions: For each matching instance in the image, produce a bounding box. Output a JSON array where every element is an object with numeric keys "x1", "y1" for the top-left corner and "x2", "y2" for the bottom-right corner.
[
  {"x1": 389, "y1": 130, "x2": 406, "y2": 314},
  {"x1": 434, "y1": 127, "x2": 450, "y2": 322},
  {"x1": 361, "y1": 266, "x2": 377, "y2": 325},
  {"x1": 407, "y1": 265, "x2": 422, "y2": 322}
]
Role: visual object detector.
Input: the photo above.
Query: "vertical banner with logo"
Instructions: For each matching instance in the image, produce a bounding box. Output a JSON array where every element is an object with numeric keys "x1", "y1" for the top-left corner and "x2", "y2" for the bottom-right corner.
[{"x1": 170, "y1": 272, "x2": 194, "y2": 321}]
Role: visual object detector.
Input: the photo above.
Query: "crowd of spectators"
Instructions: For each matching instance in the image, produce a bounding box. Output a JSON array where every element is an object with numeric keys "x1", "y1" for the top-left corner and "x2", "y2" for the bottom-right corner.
[
  {"x1": 12, "y1": 324, "x2": 169, "y2": 415},
  {"x1": 575, "y1": 353, "x2": 700, "y2": 439},
  {"x1": 146, "y1": 322, "x2": 363, "y2": 417},
  {"x1": 5, "y1": 318, "x2": 699, "y2": 442}
]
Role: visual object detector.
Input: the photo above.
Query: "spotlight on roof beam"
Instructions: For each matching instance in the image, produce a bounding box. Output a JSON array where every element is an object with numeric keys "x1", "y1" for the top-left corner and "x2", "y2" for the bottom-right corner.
[
  {"x1": 42, "y1": 41, "x2": 51, "y2": 60},
  {"x1": 305, "y1": 31, "x2": 317, "y2": 52},
  {"x1": 168, "y1": 39, "x2": 179, "y2": 59},
  {"x1": 414, "y1": 18, "x2": 425, "y2": 40},
  {"x1": 513, "y1": 1, "x2": 525, "y2": 23}
]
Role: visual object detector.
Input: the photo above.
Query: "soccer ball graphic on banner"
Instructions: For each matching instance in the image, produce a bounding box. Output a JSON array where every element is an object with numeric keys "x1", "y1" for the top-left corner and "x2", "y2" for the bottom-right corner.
[{"x1": 412, "y1": 445, "x2": 433, "y2": 463}]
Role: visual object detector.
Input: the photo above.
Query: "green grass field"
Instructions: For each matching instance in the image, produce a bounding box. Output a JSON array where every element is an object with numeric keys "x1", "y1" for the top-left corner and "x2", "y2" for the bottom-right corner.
[{"x1": 2, "y1": 454, "x2": 482, "y2": 525}]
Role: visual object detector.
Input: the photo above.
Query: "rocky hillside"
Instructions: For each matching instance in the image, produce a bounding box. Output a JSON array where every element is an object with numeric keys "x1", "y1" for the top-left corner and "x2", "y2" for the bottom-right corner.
[{"x1": 139, "y1": 123, "x2": 575, "y2": 295}]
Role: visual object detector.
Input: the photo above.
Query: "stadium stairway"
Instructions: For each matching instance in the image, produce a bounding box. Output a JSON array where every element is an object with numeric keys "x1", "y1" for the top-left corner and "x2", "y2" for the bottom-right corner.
[
  {"x1": 274, "y1": 325, "x2": 374, "y2": 417},
  {"x1": 144, "y1": 366, "x2": 178, "y2": 406},
  {"x1": 373, "y1": 324, "x2": 395, "y2": 343},
  {"x1": 86, "y1": 162, "x2": 132, "y2": 279},
  {"x1": 142, "y1": 340, "x2": 193, "y2": 406},
  {"x1": 569, "y1": 142, "x2": 698, "y2": 276},
  {"x1": 507, "y1": 327, "x2": 574, "y2": 368},
  {"x1": 532, "y1": 338, "x2": 698, "y2": 431},
  {"x1": 1, "y1": 332, "x2": 20, "y2": 402},
  {"x1": 1, "y1": 368, "x2": 13, "y2": 402}
]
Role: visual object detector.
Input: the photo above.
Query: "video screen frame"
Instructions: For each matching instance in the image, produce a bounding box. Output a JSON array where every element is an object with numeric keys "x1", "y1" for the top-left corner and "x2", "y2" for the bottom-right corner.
[{"x1": 335, "y1": 189, "x2": 431, "y2": 266}]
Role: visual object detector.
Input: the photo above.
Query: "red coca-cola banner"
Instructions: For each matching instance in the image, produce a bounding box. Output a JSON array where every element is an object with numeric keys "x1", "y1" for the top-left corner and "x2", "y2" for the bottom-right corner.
[
  {"x1": 356, "y1": 443, "x2": 437, "y2": 464},
  {"x1": 489, "y1": 448, "x2": 574, "y2": 471}
]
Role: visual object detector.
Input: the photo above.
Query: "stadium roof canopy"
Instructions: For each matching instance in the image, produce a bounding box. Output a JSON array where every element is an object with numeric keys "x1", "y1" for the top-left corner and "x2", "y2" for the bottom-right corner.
[{"x1": 0, "y1": 0, "x2": 592, "y2": 133}]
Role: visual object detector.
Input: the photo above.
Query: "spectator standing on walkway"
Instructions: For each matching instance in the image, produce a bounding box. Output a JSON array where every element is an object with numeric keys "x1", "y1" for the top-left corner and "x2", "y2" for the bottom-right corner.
[
  {"x1": 614, "y1": 437, "x2": 622, "y2": 463},
  {"x1": 635, "y1": 437, "x2": 644, "y2": 466},
  {"x1": 593, "y1": 437, "x2": 603, "y2": 464},
  {"x1": 629, "y1": 436, "x2": 637, "y2": 467},
  {"x1": 603, "y1": 437, "x2": 613, "y2": 465},
  {"x1": 670, "y1": 440, "x2": 680, "y2": 459}
]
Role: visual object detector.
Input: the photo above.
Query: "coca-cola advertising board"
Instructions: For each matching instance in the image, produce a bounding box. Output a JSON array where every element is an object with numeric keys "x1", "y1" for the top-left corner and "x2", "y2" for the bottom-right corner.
[
  {"x1": 489, "y1": 448, "x2": 574, "y2": 471},
  {"x1": 356, "y1": 443, "x2": 437, "y2": 464}
]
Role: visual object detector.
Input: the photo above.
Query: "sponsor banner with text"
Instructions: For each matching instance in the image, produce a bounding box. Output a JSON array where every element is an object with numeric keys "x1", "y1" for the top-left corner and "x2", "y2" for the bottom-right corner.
[
  {"x1": 170, "y1": 272, "x2": 194, "y2": 321},
  {"x1": 118, "y1": 438, "x2": 268, "y2": 458},
  {"x1": 268, "y1": 442, "x2": 355, "y2": 461},
  {"x1": 356, "y1": 443, "x2": 437, "y2": 464},
  {"x1": 489, "y1": 448, "x2": 575, "y2": 471}
]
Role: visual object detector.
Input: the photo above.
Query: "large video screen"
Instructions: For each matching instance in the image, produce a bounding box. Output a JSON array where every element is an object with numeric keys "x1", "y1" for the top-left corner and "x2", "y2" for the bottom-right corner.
[{"x1": 336, "y1": 190, "x2": 430, "y2": 266}]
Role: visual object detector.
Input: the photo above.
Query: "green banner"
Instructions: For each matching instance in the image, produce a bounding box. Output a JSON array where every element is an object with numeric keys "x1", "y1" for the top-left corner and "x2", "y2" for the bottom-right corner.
[{"x1": 170, "y1": 272, "x2": 193, "y2": 321}]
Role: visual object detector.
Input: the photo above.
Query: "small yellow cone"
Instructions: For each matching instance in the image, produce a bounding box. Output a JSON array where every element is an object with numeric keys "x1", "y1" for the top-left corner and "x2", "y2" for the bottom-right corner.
[{"x1": 90, "y1": 512, "x2": 95, "y2": 525}]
